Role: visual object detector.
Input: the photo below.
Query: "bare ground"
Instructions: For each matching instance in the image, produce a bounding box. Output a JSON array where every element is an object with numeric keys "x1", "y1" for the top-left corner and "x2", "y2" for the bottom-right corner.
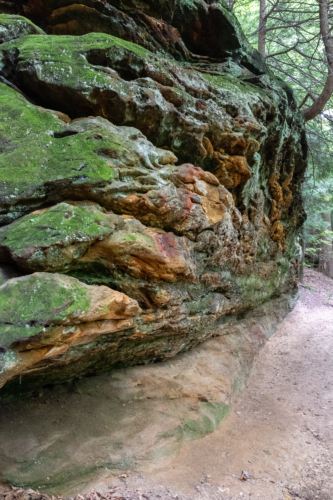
[{"x1": 1, "y1": 268, "x2": 333, "y2": 500}]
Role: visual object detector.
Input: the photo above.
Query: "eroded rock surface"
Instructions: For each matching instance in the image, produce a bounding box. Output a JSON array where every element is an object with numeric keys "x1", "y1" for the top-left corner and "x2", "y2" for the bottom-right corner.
[
  {"x1": 0, "y1": 293, "x2": 293, "y2": 492},
  {"x1": 0, "y1": 4, "x2": 306, "y2": 401}
]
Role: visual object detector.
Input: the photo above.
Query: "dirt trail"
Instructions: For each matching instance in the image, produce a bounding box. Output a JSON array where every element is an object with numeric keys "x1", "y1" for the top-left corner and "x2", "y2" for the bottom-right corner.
[{"x1": 94, "y1": 268, "x2": 333, "y2": 500}]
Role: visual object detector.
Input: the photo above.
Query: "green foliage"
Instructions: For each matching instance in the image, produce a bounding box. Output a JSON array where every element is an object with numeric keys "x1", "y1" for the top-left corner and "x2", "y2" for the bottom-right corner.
[
  {"x1": 235, "y1": 1, "x2": 331, "y2": 107},
  {"x1": 303, "y1": 178, "x2": 333, "y2": 263}
]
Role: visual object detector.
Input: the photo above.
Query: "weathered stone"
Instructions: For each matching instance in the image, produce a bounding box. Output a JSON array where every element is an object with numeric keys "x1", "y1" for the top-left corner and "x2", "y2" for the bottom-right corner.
[
  {"x1": 47, "y1": 3, "x2": 191, "y2": 60},
  {"x1": 0, "y1": 13, "x2": 44, "y2": 44},
  {"x1": 0, "y1": 3, "x2": 307, "y2": 404},
  {"x1": 0, "y1": 83, "x2": 179, "y2": 225},
  {"x1": 0, "y1": 202, "x2": 119, "y2": 271},
  {"x1": 0, "y1": 202, "x2": 197, "y2": 282},
  {"x1": 0, "y1": 272, "x2": 141, "y2": 388},
  {"x1": 0, "y1": 30, "x2": 306, "y2": 247},
  {"x1": 0, "y1": 292, "x2": 294, "y2": 492},
  {"x1": 172, "y1": 0, "x2": 268, "y2": 74},
  {"x1": 0, "y1": 32, "x2": 268, "y2": 169},
  {"x1": 0, "y1": 0, "x2": 267, "y2": 68}
]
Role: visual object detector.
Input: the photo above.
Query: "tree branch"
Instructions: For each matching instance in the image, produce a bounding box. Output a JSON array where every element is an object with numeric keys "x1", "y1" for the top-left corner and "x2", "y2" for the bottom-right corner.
[
  {"x1": 265, "y1": 40, "x2": 299, "y2": 58},
  {"x1": 299, "y1": 92, "x2": 315, "y2": 108},
  {"x1": 303, "y1": 0, "x2": 333, "y2": 120}
]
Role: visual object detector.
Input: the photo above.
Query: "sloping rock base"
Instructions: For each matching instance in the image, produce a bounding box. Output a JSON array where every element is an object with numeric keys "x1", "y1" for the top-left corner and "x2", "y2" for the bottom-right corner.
[{"x1": 0, "y1": 293, "x2": 293, "y2": 493}]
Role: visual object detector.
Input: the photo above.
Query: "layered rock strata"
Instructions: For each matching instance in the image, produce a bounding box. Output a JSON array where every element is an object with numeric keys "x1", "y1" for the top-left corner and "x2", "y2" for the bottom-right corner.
[{"x1": 0, "y1": 2, "x2": 307, "y2": 399}]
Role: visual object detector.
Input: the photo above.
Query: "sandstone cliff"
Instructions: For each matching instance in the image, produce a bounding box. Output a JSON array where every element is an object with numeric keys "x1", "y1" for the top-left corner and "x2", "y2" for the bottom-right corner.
[{"x1": 0, "y1": 0, "x2": 307, "y2": 399}]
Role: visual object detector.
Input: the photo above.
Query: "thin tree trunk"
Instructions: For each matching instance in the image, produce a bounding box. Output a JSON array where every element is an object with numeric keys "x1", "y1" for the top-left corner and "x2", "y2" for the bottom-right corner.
[
  {"x1": 318, "y1": 211, "x2": 333, "y2": 278},
  {"x1": 299, "y1": 230, "x2": 305, "y2": 283},
  {"x1": 302, "y1": 0, "x2": 333, "y2": 121},
  {"x1": 227, "y1": 0, "x2": 236, "y2": 10},
  {"x1": 258, "y1": 0, "x2": 267, "y2": 56}
]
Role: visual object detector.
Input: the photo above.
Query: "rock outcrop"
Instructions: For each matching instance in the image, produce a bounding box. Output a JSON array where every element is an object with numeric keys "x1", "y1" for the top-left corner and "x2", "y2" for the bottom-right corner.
[
  {"x1": 0, "y1": 1, "x2": 307, "y2": 400},
  {"x1": 0, "y1": 293, "x2": 291, "y2": 492}
]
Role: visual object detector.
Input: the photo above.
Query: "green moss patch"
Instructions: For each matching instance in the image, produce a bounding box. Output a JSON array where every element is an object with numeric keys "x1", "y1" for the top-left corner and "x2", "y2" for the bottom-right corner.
[
  {"x1": 0, "y1": 273, "x2": 91, "y2": 348},
  {"x1": 0, "y1": 14, "x2": 44, "y2": 44},
  {"x1": 183, "y1": 402, "x2": 230, "y2": 440},
  {"x1": 0, "y1": 202, "x2": 114, "y2": 256}
]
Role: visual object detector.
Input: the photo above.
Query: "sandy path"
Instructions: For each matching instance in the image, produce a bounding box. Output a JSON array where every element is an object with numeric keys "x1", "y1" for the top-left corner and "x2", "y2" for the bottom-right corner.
[{"x1": 110, "y1": 269, "x2": 333, "y2": 500}]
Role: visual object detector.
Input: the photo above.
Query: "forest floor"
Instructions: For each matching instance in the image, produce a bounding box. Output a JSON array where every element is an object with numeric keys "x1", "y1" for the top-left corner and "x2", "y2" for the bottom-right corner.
[{"x1": 1, "y1": 268, "x2": 333, "y2": 500}]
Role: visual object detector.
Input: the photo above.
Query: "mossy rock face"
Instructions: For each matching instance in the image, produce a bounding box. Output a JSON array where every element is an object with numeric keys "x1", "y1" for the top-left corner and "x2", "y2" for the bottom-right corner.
[
  {"x1": 0, "y1": 202, "x2": 118, "y2": 271},
  {"x1": 0, "y1": 14, "x2": 44, "y2": 44},
  {"x1": 0, "y1": 271, "x2": 140, "y2": 389},
  {"x1": 0, "y1": 202, "x2": 197, "y2": 282},
  {"x1": 0, "y1": 29, "x2": 303, "y2": 178},
  {"x1": 0, "y1": 273, "x2": 91, "y2": 340},
  {"x1": 0, "y1": 0, "x2": 265, "y2": 66},
  {"x1": 0, "y1": 3, "x2": 308, "y2": 489},
  {"x1": 0, "y1": 83, "x2": 177, "y2": 225},
  {"x1": 47, "y1": 2, "x2": 191, "y2": 60},
  {"x1": 0, "y1": 4, "x2": 306, "y2": 406}
]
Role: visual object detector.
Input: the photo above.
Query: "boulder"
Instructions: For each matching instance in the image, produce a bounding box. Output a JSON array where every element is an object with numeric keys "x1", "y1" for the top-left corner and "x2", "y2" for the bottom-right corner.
[
  {"x1": 0, "y1": 9, "x2": 306, "y2": 404},
  {"x1": 0, "y1": 83, "x2": 178, "y2": 225}
]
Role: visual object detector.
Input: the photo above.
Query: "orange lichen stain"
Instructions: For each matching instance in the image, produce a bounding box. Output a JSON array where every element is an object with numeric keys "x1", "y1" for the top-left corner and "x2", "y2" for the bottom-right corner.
[
  {"x1": 270, "y1": 200, "x2": 281, "y2": 224},
  {"x1": 269, "y1": 172, "x2": 283, "y2": 205},
  {"x1": 217, "y1": 132, "x2": 260, "y2": 157},
  {"x1": 269, "y1": 198, "x2": 286, "y2": 252},
  {"x1": 268, "y1": 167, "x2": 296, "y2": 252},
  {"x1": 202, "y1": 137, "x2": 215, "y2": 160},
  {"x1": 281, "y1": 171, "x2": 294, "y2": 210},
  {"x1": 270, "y1": 220, "x2": 285, "y2": 251},
  {"x1": 213, "y1": 153, "x2": 251, "y2": 189}
]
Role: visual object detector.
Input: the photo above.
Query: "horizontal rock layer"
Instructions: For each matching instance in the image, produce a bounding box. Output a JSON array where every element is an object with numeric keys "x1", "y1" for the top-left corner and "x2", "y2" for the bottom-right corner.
[
  {"x1": 0, "y1": 3, "x2": 307, "y2": 399},
  {"x1": 0, "y1": 0, "x2": 268, "y2": 73}
]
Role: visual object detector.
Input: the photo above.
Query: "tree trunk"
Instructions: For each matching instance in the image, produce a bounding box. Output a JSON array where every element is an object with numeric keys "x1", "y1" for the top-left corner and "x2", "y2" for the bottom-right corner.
[
  {"x1": 318, "y1": 211, "x2": 333, "y2": 278},
  {"x1": 299, "y1": 231, "x2": 305, "y2": 283},
  {"x1": 302, "y1": 0, "x2": 333, "y2": 121},
  {"x1": 227, "y1": 0, "x2": 236, "y2": 10},
  {"x1": 258, "y1": 0, "x2": 266, "y2": 56}
]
